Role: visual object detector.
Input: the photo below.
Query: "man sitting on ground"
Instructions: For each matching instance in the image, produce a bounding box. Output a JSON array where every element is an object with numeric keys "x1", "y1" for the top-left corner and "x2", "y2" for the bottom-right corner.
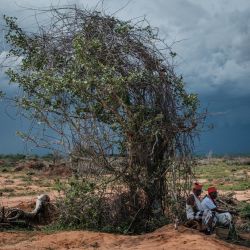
[
  {"x1": 201, "y1": 186, "x2": 234, "y2": 227},
  {"x1": 186, "y1": 182, "x2": 204, "y2": 222}
]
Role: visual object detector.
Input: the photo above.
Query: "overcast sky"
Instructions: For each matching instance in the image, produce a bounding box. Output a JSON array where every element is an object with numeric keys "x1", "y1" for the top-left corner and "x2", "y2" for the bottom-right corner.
[{"x1": 0, "y1": 0, "x2": 250, "y2": 155}]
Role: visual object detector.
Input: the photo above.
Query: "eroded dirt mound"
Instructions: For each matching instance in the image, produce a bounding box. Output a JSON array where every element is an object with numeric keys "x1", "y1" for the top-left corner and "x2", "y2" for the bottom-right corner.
[{"x1": 0, "y1": 225, "x2": 248, "y2": 250}]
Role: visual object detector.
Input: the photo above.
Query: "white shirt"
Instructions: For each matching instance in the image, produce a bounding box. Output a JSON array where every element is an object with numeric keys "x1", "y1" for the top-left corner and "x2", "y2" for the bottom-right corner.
[
  {"x1": 193, "y1": 193, "x2": 204, "y2": 211},
  {"x1": 186, "y1": 193, "x2": 203, "y2": 220},
  {"x1": 201, "y1": 196, "x2": 216, "y2": 210}
]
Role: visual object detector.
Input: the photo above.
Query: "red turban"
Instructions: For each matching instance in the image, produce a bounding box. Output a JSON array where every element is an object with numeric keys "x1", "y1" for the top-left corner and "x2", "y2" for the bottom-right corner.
[
  {"x1": 193, "y1": 182, "x2": 203, "y2": 190},
  {"x1": 208, "y1": 186, "x2": 217, "y2": 194}
]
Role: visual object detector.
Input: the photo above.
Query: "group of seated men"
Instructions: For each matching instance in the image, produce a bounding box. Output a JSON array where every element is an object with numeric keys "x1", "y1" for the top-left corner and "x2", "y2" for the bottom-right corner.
[{"x1": 186, "y1": 182, "x2": 236, "y2": 234}]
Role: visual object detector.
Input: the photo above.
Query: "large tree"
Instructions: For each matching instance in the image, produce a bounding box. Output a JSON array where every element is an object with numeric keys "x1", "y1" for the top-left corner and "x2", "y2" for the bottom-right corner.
[{"x1": 2, "y1": 6, "x2": 204, "y2": 233}]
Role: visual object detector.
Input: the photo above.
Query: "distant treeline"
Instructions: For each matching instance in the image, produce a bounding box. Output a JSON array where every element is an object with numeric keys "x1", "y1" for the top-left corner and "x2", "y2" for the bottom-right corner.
[
  {"x1": 0, "y1": 153, "x2": 55, "y2": 160},
  {"x1": 1, "y1": 153, "x2": 250, "y2": 161},
  {"x1": 194, "y1": 153, "x2": 250, "y2": 158}
]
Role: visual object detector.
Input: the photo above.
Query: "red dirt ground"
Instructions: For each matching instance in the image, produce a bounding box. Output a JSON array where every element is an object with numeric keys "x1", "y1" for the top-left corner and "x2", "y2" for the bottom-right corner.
[{"x1": 0, "y1": 225, "x2": 248, "y2": 250}]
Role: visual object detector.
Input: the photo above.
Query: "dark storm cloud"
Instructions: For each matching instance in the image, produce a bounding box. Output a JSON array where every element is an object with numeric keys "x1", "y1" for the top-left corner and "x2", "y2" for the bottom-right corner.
[
  {"x1": 98, "y1": 0, "x2": 250, "y2": 98},
  {"x1": 183, "y1": 9, "x2": 249, "y2": 95}
]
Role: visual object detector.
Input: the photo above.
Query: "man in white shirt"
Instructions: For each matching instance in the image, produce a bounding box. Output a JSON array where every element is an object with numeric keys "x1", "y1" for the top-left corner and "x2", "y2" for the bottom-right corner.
[
  {"x1": 201, "y1": 186, "x2": 234, "y2": 227},
  {"x1": 186, "y1": 182, "x2": 204, "y2": 221}
]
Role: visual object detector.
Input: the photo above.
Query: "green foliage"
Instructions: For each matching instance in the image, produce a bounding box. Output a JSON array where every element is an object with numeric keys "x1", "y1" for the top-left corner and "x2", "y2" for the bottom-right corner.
[
  {"x1": 239, "y1": 203, "x2": 250, "y2": 219},
  {"x1": 2, "y1": 13, "x2": 200, "y2": 144},
  {"x1": 55, "y1": 178, "x2": 103, "y2": 230}
]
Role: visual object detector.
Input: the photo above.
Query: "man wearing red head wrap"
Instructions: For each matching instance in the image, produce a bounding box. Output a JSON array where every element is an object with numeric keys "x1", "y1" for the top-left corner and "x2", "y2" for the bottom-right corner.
[
  {"x1": 201, "y1": 186, "x2": 235, "y2": 227},
  {"x1": 186, "y1": 182, "x2": 204, "y2": 222}
]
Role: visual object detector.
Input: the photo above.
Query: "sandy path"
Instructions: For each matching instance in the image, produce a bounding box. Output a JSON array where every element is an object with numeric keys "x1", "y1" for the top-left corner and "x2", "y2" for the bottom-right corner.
[{"x1": 0, "y1": 225, "x2": 248, "y2": 250}]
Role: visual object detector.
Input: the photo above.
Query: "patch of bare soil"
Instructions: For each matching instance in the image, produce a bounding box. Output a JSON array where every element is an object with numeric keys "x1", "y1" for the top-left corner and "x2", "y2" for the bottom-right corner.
[
  {"x1": 232, "y1": 190, "x2": 250, "y2": 203},
  {"x1": 0, "y1": 191, "x2": 58, "y2": 210},
  {"x1": 0, "y1": 225, "x2": 248, "y2": 250},
  {"x1": 0, "y1": 172, "x2": 59, "y2": 209},
  {"x1": 0, "y1": 196, "x2": 36, "y2": 211},
  {"x1": 219, "y1": 190, "x2": 250, "y2": 203}
]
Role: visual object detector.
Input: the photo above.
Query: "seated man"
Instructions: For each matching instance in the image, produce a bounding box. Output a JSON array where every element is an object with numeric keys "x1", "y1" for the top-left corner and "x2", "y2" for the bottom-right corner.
[
  {"x1": 186, "y1": 183, "x2": 216, "y2": 234},
  {"x1": 186, "y1": 182, "x2": 204, "y2": 222},
  {"x1": 201, "y1": 186, "x2": 233, "y2": 227}
]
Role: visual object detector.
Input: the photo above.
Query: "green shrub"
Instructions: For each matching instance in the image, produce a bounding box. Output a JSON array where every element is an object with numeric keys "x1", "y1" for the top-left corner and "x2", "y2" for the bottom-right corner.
[
  {"x1": 55, "y1": 178, "x2": 103, "y2": 230},
  {"x1": 54, "y1": 177, "x2": 169, "y2": 234},
  {"x1": 239, "y1": 203, "x2": 250, "y2": 219}
]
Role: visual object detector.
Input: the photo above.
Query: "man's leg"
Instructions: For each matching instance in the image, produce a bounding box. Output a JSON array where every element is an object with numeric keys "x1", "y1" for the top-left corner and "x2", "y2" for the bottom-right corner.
[
  {"x1": 216, "y1": 212, "x2": 232, "y2": 227},
  {"x1": 202, "y1": 210, "x2": 217, "y2": 234}
]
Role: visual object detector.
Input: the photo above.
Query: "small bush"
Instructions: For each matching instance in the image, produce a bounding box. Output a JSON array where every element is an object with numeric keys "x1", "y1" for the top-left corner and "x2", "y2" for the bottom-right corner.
[
  {"x1": 55, "y1": 178, "x2": 104, "y2": 230},
  {"x1": 240, "y1": 203, "x2": 250, "y2": 219},
  {"x1": 55, "y1": 178, "x2": 169, "y2": 234}
]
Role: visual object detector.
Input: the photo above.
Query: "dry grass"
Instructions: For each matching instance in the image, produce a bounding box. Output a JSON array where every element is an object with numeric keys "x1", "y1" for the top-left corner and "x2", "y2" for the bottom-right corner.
[{"x1": 195, "y1": 157, "x2": 250, "y2": 191}]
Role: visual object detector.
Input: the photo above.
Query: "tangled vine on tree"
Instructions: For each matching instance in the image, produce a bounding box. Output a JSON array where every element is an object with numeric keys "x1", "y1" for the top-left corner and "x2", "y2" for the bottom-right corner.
[{"x1": 2, "y1": 6, "x2": 205, "y2": 233}]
